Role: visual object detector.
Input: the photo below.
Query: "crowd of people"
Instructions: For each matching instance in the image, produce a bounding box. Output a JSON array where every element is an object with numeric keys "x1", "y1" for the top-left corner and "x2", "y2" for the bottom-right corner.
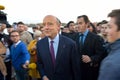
[{"x1": 0, "y1": 5, "x2": 120, "y2": 80}]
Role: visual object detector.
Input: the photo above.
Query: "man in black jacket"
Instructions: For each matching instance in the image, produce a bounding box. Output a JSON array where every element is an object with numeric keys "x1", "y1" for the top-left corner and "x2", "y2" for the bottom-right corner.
[{"x1": 75, "y1": 15, "x2": 106, "y2": 80}]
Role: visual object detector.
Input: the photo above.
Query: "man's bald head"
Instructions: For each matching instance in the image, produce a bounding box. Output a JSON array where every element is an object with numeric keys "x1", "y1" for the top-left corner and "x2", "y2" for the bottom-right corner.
[{"x1": 43, "y1": 15, "x2": 61, "y2": 26}]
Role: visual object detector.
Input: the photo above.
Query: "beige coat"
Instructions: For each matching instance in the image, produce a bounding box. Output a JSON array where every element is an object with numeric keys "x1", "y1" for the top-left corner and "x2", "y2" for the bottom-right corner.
[{"x1": 0, "y1": 41, "x2": 7, "y2": 76}]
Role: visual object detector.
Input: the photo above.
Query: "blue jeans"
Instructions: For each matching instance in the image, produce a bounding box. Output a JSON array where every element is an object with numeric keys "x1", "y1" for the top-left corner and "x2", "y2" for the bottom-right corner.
[
  {"x1": 0, "y1": 71, "x2": 4, "y2": 80},
  {"x1": 15, "y1": 68, "x2": 28, "y2": 80}
]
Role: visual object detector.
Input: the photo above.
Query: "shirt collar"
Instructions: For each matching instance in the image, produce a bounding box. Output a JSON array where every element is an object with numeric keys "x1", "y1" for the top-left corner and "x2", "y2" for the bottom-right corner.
[
  {"x1": 48, "y1": 34, "x2": 59, "y2": 43},
  {"x1": 14, "y1": 40, "x2": 21, "y2": 46},
  {"x1": 79, "y1": 29, "x2": 89, "y2": 36}
]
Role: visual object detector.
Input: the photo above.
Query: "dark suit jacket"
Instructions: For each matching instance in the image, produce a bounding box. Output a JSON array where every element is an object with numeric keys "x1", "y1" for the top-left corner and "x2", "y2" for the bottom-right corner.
[
  {"x1": 61, "y1": 32, "x2": 78, "y2": 41},
  {"x1": 75, "y1": 31, "x2": 106, "y2": 80},
  {"x1": 37, "y1": 35, "x2": 81, "y2": 80}
]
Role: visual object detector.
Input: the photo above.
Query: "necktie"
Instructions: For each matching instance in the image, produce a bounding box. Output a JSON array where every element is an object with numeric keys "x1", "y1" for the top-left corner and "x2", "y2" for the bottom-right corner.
[
  {"x1": 50, "y1": 41, "x2": 55, "y2": 66},
  {"x1": 79, "y1": 34, "x2": 84, "y2": 51}
]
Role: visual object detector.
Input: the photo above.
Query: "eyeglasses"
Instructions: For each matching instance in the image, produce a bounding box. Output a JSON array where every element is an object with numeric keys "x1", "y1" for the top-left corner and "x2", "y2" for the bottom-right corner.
[{"x1": 10, "y1": 35, "x2": 19, "y2": 37}]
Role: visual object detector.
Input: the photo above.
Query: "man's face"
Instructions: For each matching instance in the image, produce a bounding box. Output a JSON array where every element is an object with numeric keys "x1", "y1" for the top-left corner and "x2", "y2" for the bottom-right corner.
[
  {"x1": 69, "y1": 23, "x2": 75, "y2": 32},
  {"x1": 17, "y1": 24, "x2": 25, "y2": 32},
  {"x1": 10, "y1": 32, "x2": 20, "y2": 43},
  {"x1": 106, "y1": 17, "x2": 120, "y2": 43},
  {"x1": 7, "y1": 27, "x2": 14, "y2": 34},
  {"x1": 77, "y1": 17, "x2": 88, "y2": 33},
  {"x1": 101, "y1": 24, "x2": 108, "y2": 36},
  {"x1": 42, "y1": 15, "x2": 60, "y2": 39}
]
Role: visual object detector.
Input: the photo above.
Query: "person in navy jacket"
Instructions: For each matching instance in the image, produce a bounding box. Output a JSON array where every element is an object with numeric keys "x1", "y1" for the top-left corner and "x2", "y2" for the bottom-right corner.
[{"x1": 37, "y1": 15, "x2": 81, "y2": 80}]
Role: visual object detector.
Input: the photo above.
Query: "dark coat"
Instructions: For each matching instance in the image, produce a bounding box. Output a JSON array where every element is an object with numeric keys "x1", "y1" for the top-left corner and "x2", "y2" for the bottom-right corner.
[
  {"x1": 75, "y1": 31, "x2": 106, "y2": 80},
  {"x1": 37, "y1": 35, "x2": 81, "y2": 80}
]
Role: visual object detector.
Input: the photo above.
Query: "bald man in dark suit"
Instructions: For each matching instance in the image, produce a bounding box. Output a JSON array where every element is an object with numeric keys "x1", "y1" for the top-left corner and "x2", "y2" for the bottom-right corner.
[{"x1": 37, "y1": 15, "x2": 81, "y2": 80}]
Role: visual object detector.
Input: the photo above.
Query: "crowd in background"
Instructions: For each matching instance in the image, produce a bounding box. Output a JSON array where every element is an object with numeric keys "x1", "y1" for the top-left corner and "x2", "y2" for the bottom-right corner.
[{"x1": 0, "y1": 7, "x2": 120, "y2": 80}]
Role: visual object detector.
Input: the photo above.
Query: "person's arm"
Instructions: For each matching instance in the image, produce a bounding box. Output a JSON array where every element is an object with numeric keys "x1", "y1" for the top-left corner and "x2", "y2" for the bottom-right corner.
[
  {"x1": 21, "y1": 43, "x2": 30, "y2": 68},
  {"x1": 71, "y1": 42, "x2": 81, "y2": 80},
  {"x1": 36, "y1": 42, "x2": 48, "y2": 79}
]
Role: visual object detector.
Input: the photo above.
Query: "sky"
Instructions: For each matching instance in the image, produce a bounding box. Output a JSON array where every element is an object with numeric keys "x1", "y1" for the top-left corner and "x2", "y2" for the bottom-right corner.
[{"x1": 1, "y1": 0, "x2": 120, "y2": 24}]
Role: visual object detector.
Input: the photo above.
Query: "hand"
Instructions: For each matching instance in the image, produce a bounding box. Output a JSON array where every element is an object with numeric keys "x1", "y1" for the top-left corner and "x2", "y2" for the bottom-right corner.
[
  {"x1": 22, "y1": 64, "x2": 28, "y2": 69},
  {"x1": 22, "y1": 61, "x2": 29, "y2": 69},
  {"x1": 82, "y1": 55, "x2": 91, "y2": 63},
  {"x1": 43, "y1": 76, "x2": 49, "y2": 80}
]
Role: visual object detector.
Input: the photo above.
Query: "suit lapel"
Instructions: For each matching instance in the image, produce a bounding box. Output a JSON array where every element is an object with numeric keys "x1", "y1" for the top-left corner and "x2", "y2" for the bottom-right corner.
[
  {"x1": 75, "y1": 33, "x2": 80, "y2": 48},
  {"x1": 44, "y1": 37, "x2": 54, "y2": 65},
  {"x1": 55, "y1": 35, "x2": 65, "y2": 67},
  {"x1": 83, "y1": 31, "x2": 91, "y2": 48}
]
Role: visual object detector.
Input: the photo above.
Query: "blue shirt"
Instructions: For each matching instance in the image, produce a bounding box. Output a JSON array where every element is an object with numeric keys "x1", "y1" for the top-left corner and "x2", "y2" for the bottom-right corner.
[
  {"x1": 48, "y1": 34, "x2": 59, "y2": 59},
  {"x1": 79, "y1": 29, "x2": 89, "y2": 44}
]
